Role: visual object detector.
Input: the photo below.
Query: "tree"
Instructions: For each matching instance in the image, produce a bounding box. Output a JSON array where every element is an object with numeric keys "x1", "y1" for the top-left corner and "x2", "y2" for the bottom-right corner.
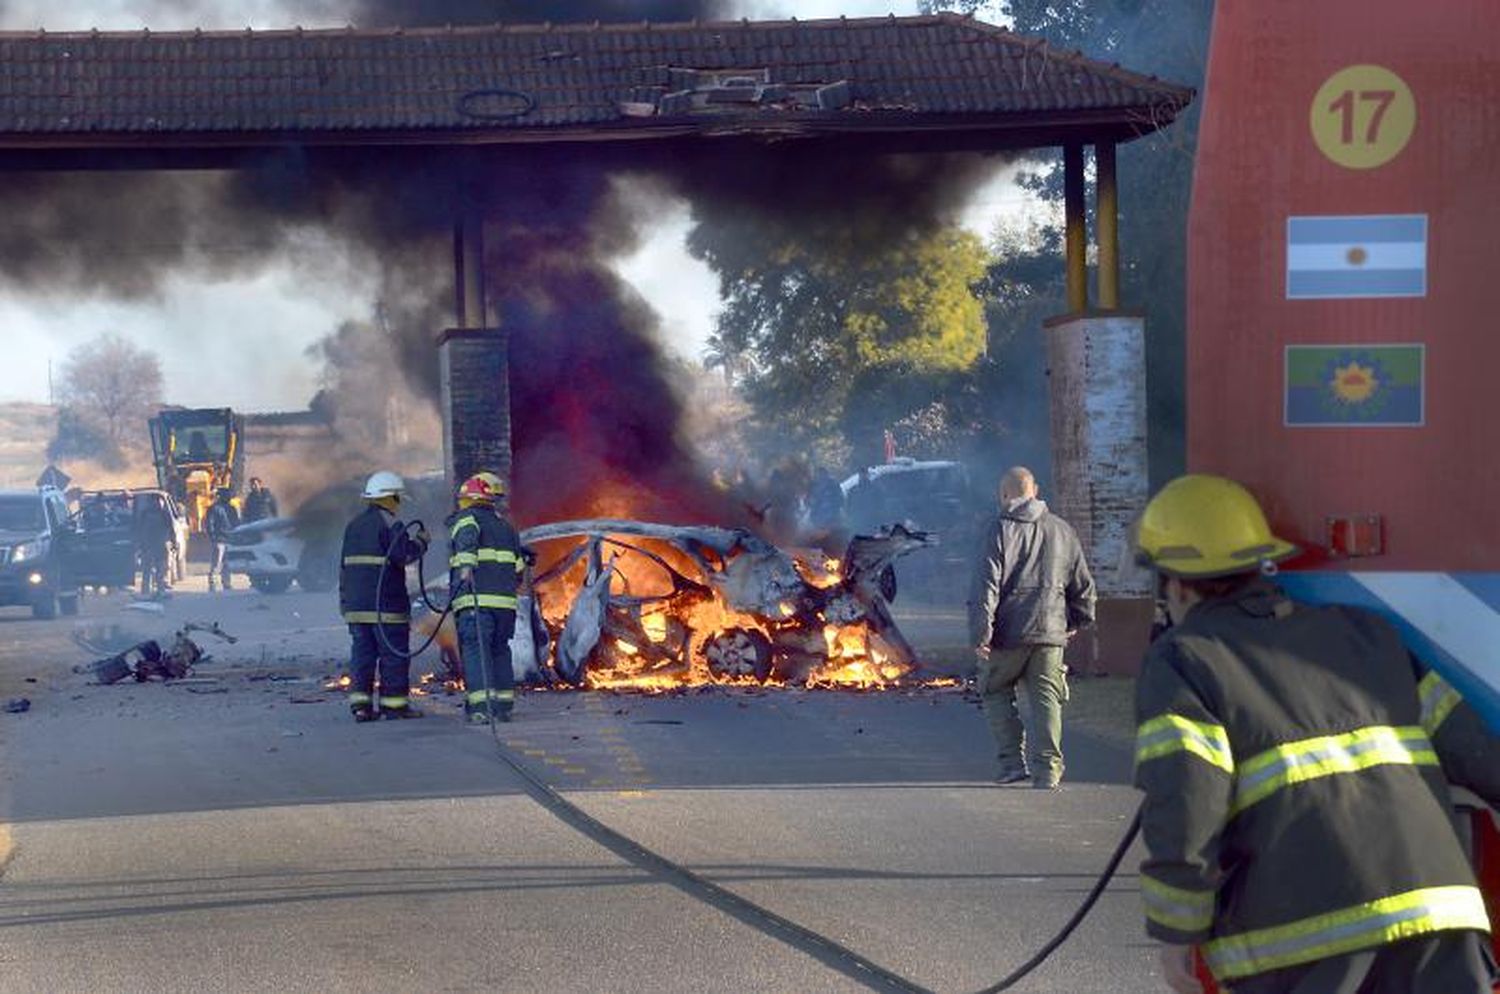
[
  {"x1": 688, "y1": 222, "x2": 991, "y2": 467},
  {"x1": 55, "y1": 333, "x2": 163, "y2": 457},
  {"x1": 927, "y1": 0, "x2": 1214, "y2": 483}
]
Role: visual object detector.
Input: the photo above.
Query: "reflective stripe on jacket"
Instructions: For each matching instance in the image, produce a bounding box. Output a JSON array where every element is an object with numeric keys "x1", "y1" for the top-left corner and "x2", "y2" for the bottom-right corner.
[
  {"x1": 1133, "y1": 580, "x2": 1495, "y2": 984},
  {"x1": 338, "y1": 505, "x2": 423, "y2": 625},
  {"x1": 446, "y1": 505, "x2": 521, "y2": 615}
]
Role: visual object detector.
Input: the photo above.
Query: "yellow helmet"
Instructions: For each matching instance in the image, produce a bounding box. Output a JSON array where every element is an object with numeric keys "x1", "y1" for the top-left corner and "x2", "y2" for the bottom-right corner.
[{"x1": 1135, "y1": 474, "x2": 1298, "y2": 578}]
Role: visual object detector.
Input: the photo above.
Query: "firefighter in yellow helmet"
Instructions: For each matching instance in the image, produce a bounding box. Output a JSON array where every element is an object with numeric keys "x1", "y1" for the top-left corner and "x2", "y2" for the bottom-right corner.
[
  {"x1": 1132, "y1": 474, "x2": 1497, "y2": 993},
  {"x1": 338, "y1": 471, "x2": 429, "y2": 722},
  {"x1": 447, "y1": 472, "x2": 525, "y2": 723}
]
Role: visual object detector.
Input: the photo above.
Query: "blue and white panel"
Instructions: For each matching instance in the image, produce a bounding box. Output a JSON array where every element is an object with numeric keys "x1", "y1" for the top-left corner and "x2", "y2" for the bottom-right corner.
[
  {"x1": 1286, "y1": 214, "x2": 1427, "y2": 299},
  {"x1": 1279, "y1": 572, "x2": 1500, "y2": 732}
]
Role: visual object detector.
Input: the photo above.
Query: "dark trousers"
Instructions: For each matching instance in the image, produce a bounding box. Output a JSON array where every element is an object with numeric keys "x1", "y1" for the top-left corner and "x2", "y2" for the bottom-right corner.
[
  {"x1": 1227, "y1": 929, "x2": 1497, "y2": 994},
  {"x1": 457, "y1": 609, "x2": 515, "y2": 714},
  {"x1": 347, "y1": 623, "x2": 410, "y2": 709}
]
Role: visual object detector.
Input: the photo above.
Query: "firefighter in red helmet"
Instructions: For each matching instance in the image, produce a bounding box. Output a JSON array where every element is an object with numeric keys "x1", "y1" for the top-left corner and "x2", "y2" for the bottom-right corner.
[
  {"x1": 1133, "y1": 475, "x2": 1497, "y2": 993},
  {"x1": 447, "y1": 472, "x2": 525, "y2": 723}
]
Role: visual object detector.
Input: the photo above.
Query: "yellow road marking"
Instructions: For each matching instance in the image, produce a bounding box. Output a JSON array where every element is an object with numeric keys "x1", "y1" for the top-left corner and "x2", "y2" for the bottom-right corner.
[
  {"x1": 522, "y1": 748, "x2": 546, "y2": 757},
  {"x1": 0, "y1": 822, "x2": 13, "y2": 877}
]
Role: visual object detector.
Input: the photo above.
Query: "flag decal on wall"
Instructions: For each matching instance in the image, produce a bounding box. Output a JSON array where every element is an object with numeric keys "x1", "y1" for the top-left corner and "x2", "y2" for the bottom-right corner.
[
  {"x1": 1286, "y1": 215, "x2": 1427, "y2": 299},
  {"x1": 1285, "y1": 344, "x2": 1425, "y2": 427}
]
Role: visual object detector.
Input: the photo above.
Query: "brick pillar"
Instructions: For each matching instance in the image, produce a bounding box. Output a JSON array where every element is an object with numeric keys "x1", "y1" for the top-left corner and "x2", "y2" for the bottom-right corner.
[
  {"x1": 438, "y1": 328, "x2": 511, "y2": 495},
  {"x1": 1045, "y1": 312, "x2": 1154, "y2": 673}
]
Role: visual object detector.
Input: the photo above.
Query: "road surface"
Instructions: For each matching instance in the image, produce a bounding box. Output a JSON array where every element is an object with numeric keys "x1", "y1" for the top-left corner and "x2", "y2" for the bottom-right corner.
[{"x1": 0, "y1": 579, "x2": 1161, "y2": 993}]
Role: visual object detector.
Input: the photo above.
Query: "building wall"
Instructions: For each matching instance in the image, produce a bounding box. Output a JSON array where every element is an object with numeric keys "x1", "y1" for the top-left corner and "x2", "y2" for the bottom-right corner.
[{"x1": 1189, "y1": 0, "x2": 1500, "y2": 571}]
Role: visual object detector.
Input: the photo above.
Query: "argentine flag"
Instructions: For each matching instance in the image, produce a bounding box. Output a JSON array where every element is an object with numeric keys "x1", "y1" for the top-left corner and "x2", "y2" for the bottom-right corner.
[{"x1": 1286, "y1": 214, "x2": 1427, "y2": 299}]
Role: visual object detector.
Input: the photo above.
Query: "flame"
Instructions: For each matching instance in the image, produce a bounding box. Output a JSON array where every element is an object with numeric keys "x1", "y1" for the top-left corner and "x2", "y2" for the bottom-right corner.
[{"x1": 533, "y1": 531, "x2": 918, "y2": 692}]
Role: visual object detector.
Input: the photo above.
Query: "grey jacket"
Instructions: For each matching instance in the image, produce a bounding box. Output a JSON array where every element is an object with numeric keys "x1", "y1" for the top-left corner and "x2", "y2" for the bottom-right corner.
[{"x1": 969, "y1": 498, "x2": 1096, "y2": 649}]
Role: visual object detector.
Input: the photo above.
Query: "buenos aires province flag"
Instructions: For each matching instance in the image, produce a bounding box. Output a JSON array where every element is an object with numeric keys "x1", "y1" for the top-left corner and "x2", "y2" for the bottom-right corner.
[{"x1": 1286, "y1": 214, "x2": 1427, "y2": 299}]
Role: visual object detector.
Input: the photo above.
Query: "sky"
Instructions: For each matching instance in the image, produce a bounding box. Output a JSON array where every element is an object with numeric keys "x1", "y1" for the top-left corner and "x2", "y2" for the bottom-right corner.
[{"x1": 0, "y1": 0, "x2": 1034, "y2": 411}]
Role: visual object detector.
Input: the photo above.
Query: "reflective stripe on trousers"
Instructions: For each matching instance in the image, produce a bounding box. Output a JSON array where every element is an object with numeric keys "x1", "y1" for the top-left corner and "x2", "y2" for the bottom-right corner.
[{"x1": 451, "y1": 593, "x2": 518, "y2": 612}]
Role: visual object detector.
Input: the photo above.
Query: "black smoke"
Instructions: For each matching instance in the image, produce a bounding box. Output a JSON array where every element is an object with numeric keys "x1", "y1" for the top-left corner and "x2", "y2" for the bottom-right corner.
[{"x1": 0, "y1": 0, "x2": 1003, "y2": 528}]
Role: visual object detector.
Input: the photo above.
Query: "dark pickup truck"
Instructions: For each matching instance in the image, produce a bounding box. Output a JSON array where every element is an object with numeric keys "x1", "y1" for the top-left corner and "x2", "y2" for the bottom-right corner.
[{"x1": 0, "y1": 487, "x2": 79, "y2": 618}]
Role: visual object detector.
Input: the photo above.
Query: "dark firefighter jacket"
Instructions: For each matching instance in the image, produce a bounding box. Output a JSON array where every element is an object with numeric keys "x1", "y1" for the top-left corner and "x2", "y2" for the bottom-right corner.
[
  {"x1": 338, "y1": 505, "x2": 425, "y2": 625},
  {"x1": 447, "y1": 505, "x2": 522, "y2": 614},
  {"x1": 204, "y1": 500, "x2": 239, "y2": 543},
  {"x1": 969, "y1": 498, "x2": 1096, "y2": 649},
  {"x1": 1133, "y1": 580, "x2": 1496, "y2": 985}
]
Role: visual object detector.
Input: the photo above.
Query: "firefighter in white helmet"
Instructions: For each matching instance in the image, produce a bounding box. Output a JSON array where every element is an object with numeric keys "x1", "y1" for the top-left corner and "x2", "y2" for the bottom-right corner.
[
  {"x1": 1132, "y1": 474, "x2": 1497, "y2": 993},
  {"x1": 337, "y1": 471, "x2": 428, "y2": 722}
]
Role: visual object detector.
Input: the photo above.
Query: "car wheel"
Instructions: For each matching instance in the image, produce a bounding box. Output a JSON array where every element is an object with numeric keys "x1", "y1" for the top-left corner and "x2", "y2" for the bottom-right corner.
[
  {"x1": 251, "y1": 575, "x2": 292, "y2": 595},
  {"x1": 296, "y1": 544, "x2": 336, "y2": 593},
  {"x1": 703, "y1": 628, "x2": 774, "y2": 683},
  {"x1": 31, "y1": 590, "x2": 57, "y2": 620},
  {"x1": 58, "y1": 592, "x2": 80, "y2": 617}
]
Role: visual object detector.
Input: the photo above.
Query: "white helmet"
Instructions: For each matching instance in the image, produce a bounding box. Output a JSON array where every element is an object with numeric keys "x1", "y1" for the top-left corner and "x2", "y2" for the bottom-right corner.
[{"x1": 362, "y1": 470, "x2": 406, "y2": 501}]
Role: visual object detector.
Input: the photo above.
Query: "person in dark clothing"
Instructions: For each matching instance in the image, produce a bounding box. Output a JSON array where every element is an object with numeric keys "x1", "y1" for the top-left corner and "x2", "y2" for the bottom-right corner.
[
  {"x1": 968, "y1": 466, "x2": 1096, "y2": 789},
  {"x1": 447, "y1": 472, "x2": 525, "y2": 723},
  {"x1": 203, "y1": 489, "x2": 239, "y2": 592},
  {"x1": 132, "y1": 492, "x2": 176, "y2": 598},
  {"x1": 242, "y1": 478, "x2": 279, "y2": 523},
  {"x1": 1133, "y1": 474, "x2": 1497, "y2": 994},
  {"x1": 338, "y1": 471, "x2": 428, "y2": 722}
]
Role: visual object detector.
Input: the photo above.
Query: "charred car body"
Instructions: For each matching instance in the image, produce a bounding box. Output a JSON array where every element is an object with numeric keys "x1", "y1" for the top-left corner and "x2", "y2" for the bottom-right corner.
[{"x1": 421, "y1": 519, "x2": 934, "y2": 690}]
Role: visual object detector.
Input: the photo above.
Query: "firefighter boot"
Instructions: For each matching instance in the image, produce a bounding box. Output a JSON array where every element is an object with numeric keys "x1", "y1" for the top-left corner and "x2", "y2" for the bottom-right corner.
[{"x1": 350, "y1": 704, "x2": 377, "y2": 723}]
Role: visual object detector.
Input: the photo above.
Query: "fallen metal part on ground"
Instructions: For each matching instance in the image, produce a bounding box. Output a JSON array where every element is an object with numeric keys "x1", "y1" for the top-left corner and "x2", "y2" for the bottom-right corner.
[{"x1": 73, "y1": 621, "x2": 240, "y2": 685}]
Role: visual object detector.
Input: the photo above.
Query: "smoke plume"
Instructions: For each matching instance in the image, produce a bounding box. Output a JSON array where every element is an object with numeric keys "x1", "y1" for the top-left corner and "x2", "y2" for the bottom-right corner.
[{"x1": 0, "y1": 0, "x2": 1003, "y2": 530}]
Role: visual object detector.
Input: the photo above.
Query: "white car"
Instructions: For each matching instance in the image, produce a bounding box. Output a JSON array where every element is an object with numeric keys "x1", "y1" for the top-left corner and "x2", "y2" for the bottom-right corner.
[{"x1": 222, "y1": 516, "x2": 311, "y2": 593}]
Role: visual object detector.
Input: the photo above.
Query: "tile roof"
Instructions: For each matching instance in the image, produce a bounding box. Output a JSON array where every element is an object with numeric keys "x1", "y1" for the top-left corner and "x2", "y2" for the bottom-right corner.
[{"x1": 0, "y1": 14, "x2": 1193, "y2": 146}]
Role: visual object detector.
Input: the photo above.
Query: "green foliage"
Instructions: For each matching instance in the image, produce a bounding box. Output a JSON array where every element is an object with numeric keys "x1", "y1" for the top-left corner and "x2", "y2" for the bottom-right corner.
[
  {"x1": 688, "y1": 220, "x2": 990, "y2": 466},
  {"x1": 991, "y1": 0, "x2": 1213, "y2": 483}
]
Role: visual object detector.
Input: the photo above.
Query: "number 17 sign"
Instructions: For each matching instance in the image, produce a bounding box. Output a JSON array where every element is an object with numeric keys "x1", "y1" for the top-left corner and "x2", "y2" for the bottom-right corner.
[{"x1": 1310, "y1": 64, "x2": 1416, "y2": 170}]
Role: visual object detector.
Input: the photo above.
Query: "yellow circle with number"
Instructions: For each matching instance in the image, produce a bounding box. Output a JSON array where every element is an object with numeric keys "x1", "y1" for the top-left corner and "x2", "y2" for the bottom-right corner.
[{"x1": 1310, "y1": 65, "x2": 1415, "y2": 169}]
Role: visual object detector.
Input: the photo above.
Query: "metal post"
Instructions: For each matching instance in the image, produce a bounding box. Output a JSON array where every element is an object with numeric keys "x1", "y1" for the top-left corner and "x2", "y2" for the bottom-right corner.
[
  {"x1": 1097, "y1": 142, "x2": 1120, "y2": 310},
  {"x1": 453, "y1": 215, "x2": 486, "y2": 329},
  {"x1": 1064, "y1": 144, "x2": 1088, "y2": 314}
]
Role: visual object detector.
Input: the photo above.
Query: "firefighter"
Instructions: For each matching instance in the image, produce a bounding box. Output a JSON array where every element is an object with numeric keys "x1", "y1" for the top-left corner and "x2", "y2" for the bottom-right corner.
[
  {"x1": 338, "y1": 471, "x2": 429, "y2": 722},
  {"x1": 1132, "y1": 474, "x2": 1498, "y2": 993},
  {"x1": 447, "y1": 472, "x2": 524, "y2": 723}
]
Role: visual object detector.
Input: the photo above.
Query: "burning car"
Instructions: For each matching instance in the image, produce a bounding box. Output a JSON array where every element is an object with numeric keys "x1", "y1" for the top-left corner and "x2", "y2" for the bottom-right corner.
[{"x1": 513, "y1": 519, "x2": 934, "y2": 690}]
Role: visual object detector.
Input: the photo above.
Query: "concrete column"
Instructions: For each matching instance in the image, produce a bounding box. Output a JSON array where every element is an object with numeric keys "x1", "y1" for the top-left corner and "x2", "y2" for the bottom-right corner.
[
  {"x1": 1045, "y1": 312, "x2": 1153, "y2": 672},
  {"x1": 1096, "y1": 142, "x2": 1120, "y2": 310},
  {"x1": 438, "y1": 328, "x2": 511, "y2": 494},
  {"x1": 1063, "y1": 144, "x2": 1088, "y2": 314}
]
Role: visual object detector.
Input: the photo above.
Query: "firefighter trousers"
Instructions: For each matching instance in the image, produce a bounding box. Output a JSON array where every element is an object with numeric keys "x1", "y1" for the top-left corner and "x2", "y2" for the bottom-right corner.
[
  {"x1": 347, "y1": 622, "x2": 412, "y2": 712},
  {"x1": 1225, "y1": 929, "x2": 1497, "y2": 993},
  {"x1": 457, "y1": 608, "x2": 516, "y2": 716}
]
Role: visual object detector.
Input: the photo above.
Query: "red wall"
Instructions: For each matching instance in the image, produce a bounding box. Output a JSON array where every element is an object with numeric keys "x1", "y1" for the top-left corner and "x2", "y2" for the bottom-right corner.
[{"x1": 1188, "y1": 0, "x2": 1500, "y2": 570}]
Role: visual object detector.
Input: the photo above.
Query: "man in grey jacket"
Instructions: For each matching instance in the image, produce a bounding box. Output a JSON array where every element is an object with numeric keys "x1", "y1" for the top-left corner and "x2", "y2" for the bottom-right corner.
[{"x1": 969, "y1": 466, "x2": 1096, "y2": 788}]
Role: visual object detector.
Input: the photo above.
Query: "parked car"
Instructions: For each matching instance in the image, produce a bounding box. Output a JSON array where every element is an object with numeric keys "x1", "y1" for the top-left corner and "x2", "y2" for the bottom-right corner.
[
  {"x1": 223, "y1": 516, "x2": 303, "y2": 594},
  {"x1": 0, "y1": 486, "x2": 79, "y2": 618},
  {"x1": 224, "y1": 472, "x2": 450, "y2": 594},
  {"x1": 839, "y1": 458, "x2": 979, "y2": 601},
  {"x1": 70, "y1": 489, "x2": 191, "y2": 589}
]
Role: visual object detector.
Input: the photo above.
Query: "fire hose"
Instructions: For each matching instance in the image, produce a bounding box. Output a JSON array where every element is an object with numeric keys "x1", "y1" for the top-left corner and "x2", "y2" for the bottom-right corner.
[
  {"x1": 371, "y1": 519, "x2": 453, "y2": 661},
  {"x1": 369, "y1": 520, "x2": 1146, "y2": 991}
]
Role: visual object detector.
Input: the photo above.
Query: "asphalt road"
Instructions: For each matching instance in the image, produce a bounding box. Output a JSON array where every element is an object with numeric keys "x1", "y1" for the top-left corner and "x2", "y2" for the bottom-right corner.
[{"x1": 0, "y1": 580, "x2": 1162, "y2": 994}]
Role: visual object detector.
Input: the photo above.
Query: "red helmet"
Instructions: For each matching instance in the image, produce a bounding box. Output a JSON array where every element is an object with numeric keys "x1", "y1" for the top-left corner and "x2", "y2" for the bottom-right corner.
[{"x1": 458, "y1": 472, "x2": 505, "y2": 504}]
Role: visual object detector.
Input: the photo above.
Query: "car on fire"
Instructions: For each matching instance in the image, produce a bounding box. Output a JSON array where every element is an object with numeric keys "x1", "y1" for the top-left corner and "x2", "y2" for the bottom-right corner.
[{"x1": 510, "y1": 519, "x2": 935, "y2": 688}]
